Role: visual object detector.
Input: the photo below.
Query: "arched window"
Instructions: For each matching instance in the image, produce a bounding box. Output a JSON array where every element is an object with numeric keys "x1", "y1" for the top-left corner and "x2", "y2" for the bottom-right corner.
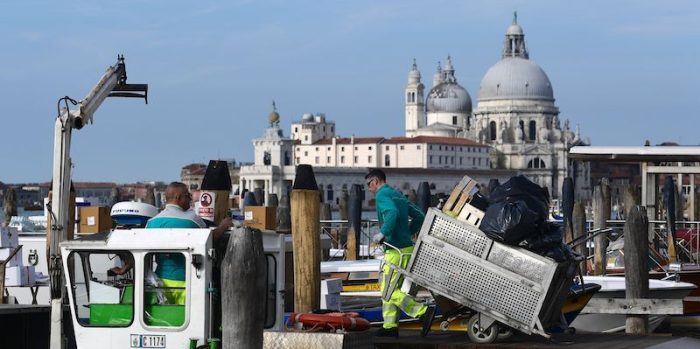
[
  {"x1": 326, "y1": 184, "x2": 334, "y2": 202},
  {"x1": 519, "y1": 120, "x2": 525, "y2": 139},
  {"x1": 263, "y1": 151, "x2": 271, "y2": 165},
  {"x1": 385, "y1": 154, "x2": 391, "y2": 166},
  {"x1": 529, "y1": 120, "x2": 537, "y2": 140},
  {"x1": 284, "y1": 151, "x2": 290, "y2": 166},
  {"x1": 489, "y1": 121, "x2": 497, "y2": 141},
  {"x1": 407, "y1": 92, "x2": 411, "y2": 103},
  {"x1": 527, "y1": 158, "x2": 546, "y2": 169}
]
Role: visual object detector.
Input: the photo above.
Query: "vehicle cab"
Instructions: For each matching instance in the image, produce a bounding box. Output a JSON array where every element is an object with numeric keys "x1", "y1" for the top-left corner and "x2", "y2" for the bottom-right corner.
[{"x1": 60, "y1": 228, "x2": 285, "y2": 349}]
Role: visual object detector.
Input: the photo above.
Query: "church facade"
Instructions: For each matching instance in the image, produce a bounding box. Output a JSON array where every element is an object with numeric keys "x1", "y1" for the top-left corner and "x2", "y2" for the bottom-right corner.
[{"x1": 239, "y1": 15, "x2": 589, "y2": 208}]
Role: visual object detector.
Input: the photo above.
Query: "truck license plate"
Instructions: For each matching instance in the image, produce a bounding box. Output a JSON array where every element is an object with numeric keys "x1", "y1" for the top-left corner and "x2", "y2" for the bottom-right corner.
[{"x1": 131, "y1": 334, "x2": 166, "y2": 348}]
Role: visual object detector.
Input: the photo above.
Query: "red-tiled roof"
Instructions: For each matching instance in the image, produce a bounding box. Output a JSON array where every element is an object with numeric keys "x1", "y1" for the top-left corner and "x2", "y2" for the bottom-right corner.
[
  {"x1": 73, "y1": 182, "x2": 118, "y2": 189},
  {"x1": 182, "y1": 163, "x2": 207, "y2": 171},
  {"x1": 312, "y1": 137, "x2": 385, "y2": 145},
  {"x1": 385, "y1": 136, "x2": 486, "y2": 147}
]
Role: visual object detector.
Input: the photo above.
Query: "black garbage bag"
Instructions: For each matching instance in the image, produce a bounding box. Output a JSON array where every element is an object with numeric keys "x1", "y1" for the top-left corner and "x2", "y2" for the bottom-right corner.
[
  {"x1": 480, "y1": 176, "x2": 550, "y2": 245},
  {"x1": 522, "y1": 224, "x2": 577, "y2": 263},
  {"x1": 480, "y1": 199, "x2": 539, "y2": 244}
]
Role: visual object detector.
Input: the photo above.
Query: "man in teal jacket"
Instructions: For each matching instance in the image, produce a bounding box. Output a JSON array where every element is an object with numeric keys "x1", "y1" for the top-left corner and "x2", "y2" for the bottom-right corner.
[{"x1": 366, "y1": 169, "x2": 434, "y2": 337}]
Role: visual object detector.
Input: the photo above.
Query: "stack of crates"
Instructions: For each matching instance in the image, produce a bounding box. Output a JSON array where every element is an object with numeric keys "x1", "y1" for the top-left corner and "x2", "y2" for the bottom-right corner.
[{"x1": 405, "y1": 207, "x2": 572, "y2": 336}]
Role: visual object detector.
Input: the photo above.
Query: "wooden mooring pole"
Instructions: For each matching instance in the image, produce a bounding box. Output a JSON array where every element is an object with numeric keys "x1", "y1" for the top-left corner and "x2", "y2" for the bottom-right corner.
[
  {"x1": 291, "y1": 165, "x2": 320, "y2": 313},
  {"x1": 572, "y1": 202, "x2": 587, "y2": 272},
  {"x1": 346, "y1": 184, "x2": 362, "y2": 261},
  {"x1": 624, "y1": 205, "x2": 650, "y2": 334},
  {"x1": 593, "y1": 180, "x2": 611, "y2": 275},
  {"x1": 222, "y1": 226, "x2": 266, "y2": 348}
]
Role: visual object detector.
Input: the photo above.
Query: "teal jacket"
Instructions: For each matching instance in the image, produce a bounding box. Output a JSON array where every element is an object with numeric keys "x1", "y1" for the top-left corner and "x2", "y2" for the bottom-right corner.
[{"x1": 375, "y1": 184, "x2": 425, "y2": 248}]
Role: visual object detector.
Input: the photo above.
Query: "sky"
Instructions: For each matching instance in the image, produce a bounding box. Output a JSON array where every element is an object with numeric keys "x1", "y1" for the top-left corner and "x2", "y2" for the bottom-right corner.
[{"x1": 1, "y1": 0, "x2": 699, "y2": 184}]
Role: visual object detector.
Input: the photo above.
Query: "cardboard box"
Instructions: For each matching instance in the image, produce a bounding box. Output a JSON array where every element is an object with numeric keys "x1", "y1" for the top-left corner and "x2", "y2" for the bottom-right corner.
[
  {"x1": 244, "y1": 206, "x2": 277, "y2": 231},
  {"x1": 79, "y1": 206, "x2": 113, "y2": 234},
  {"x1": 0, "y1": 227, "x2": 19, "y2": 248},
  {"x1": 0, "y1": 247, "x2": 22, "y2": 267}
]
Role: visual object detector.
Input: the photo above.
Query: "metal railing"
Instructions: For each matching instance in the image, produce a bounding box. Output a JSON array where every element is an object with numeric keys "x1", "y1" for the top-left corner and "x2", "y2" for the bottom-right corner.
[
  {"x1": 582, "y1": 219, "x2": 700, "y2": 266},
  {"x1": 319, "y1": 219, "x2": 383, "y2": 261}
]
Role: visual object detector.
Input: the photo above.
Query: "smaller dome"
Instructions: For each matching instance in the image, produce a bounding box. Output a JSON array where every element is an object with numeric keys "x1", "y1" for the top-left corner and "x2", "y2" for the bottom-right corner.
[
  {"x1": 302, "y1": 113, "x2": 314, "y2": 122},
  {"x1": 426, "y1": 82, "x2": 472, "y2": 113},
  {"x1": 506, "y1": 24, "x2": 523, "y2": 35}
]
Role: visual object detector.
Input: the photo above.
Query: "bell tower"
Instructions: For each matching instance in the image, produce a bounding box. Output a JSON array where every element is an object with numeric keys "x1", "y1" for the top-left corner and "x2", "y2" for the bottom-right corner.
[{"x1": 405, "y1": 59, "x2": 425, "y2": 137}]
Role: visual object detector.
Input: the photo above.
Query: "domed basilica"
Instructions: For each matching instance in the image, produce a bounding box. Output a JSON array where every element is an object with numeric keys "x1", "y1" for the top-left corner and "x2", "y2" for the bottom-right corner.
[{"x1": 405, "y1": 14, "x2": 588, "y2": 199}]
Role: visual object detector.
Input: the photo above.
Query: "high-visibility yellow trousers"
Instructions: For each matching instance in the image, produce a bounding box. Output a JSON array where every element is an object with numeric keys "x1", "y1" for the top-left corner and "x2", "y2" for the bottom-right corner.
[
  {"x1": 161, "y1": 278, "x2": 186, "y2": 305},
  {"x1": 380, "y1": 246, "x2": 427, "y2": 329}
]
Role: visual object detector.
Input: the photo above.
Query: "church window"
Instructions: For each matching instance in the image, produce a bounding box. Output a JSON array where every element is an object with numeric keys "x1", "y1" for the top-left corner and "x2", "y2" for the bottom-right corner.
[
  {"x1": 417, "y1": 145, "x2": 421, "y2": 150},
  {"x1": 296, "y1": 147, "x2": 300, "y2": 152},
  {"x1": 294, "y1": 127, "x2": 298, "y2": 133},
  {"x1": 341, "y1": 147, "x2": 345, "y2": 151},
  {"x1": 304, "y1": 151, "x2": 308, "y2": 156},
  {"x1": 327, "y1": 147, "x2": 331, "y2": 151},
  {"x1": 385, "y1": 146, "x2": 389, "y2": 150},
  {"x1": 472, "y1": 158, "x2": 476, "y2": 165},
  {"x1": 284, "y1": 151, "x2": 290, "y2": 166},
  {"x1": 452, "y1": 116, "x2": 458, "y2": 125},
  {"x1": 400, "y1": 145, "x2": 404, "y2": 150},
  {"x1": 519, "y1": 120, "x2": 525, "y2": 139},
  {"x1": 368, "y1": 156, "x2": 373, "y2": 163},
  {"x1": 460, "y1": 147, "x2": 463, "y2": 151},
  {"x1": 429, "y1": 145, "x2": 433, "y2": 150},
  {"x1": 451, "y1": 156, "x2": 454, "y2": 164},
  {"x1": 304, "y1": 135, "x2": 308, "y2": 141},
  {"x1": 354, "y1": 156, "x2": 358, "y2": 163},
  {"x1": 385, "y1": 155, "x2": 391, "y2": 166},
  {"x1": 331, "y1": 126, "x2": 334, "y2": 132},
  {"x1": 429, "y1": 155, "x2": 433, "y2": 163},
  {"x1": 314, "y1": 157, "x2": 319, "y2": 164},
  {"x1": 478, "y1": 158, "x2": 482, "y2": 166},
  {"x1": 341, "y1": 156, "x2": 345, "y2": 163},
  {"x1": 327, "y1": 156, "x2": 331, "y2": 163},
  {"x1": 354, "y1": 147, "x2": 358, "y2": 151},
  {"x1": 439, "y1": 145, "x2": 442, "y2": 151},
  {"x1": 451, "y1": 146, "x2": 454, "y2": 151},
  {"x1": 263, "y1": 151, "x2": 271, "y2": 165},
  {"x1": 529, "y1": 121, "x2": 537, "y2": 140},
  {"x1": 459, "y1": 157, "x2": 463, "y2": 165},
  {"x1": 369, "y1": 146, "x2": 372, "y2": 150},
  {"x1": 528, "y1": 158, "x2": 546, "y2": 169},
  {"x1": 295, "y1": 157, "x2": 300, "y2": 164},
  {"x1": 407, "y1": 92, "x2": 411, "y2": 103},
  {"x1": 323, "y1": 126, "x2": 326, "y2": 132},
  {"x1": 315, "y1": 147, "x2": 319, "y2": 151},
  {"x1": 438, "y1": 156, "x2": 442, "y2": 164},
  {"x1": 490, "y1": 121, "x2": 497, "y2": 141}
]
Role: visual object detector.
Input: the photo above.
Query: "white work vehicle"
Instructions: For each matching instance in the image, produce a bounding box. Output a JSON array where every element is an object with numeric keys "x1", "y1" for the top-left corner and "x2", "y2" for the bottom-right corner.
[
  {"x1": 60, "y1": 227, "x2": 285, "y2": 349},
  {"x1": 47, "y1": 57, "x2": 287, "y2": 349}
]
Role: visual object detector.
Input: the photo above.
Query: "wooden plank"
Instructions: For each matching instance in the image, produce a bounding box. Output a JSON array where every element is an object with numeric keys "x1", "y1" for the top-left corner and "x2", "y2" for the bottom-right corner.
[
  {"x1": 442, "y1": 177, "x2": 470, "y2": 213},
  {"x1": 582, "y1": 298, "x2": 684, "y2": 315}
]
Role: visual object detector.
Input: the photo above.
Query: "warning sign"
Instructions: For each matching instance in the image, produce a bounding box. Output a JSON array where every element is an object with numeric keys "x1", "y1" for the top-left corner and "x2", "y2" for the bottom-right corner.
[{"x1": 197, "y1": 191, "x2": 216, "y2": 221}]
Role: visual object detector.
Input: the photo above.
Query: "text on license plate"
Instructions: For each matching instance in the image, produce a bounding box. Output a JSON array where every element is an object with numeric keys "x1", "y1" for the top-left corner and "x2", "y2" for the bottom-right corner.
[{"x1": 131, "y1": 334, "x2": 165, "y2": 348}]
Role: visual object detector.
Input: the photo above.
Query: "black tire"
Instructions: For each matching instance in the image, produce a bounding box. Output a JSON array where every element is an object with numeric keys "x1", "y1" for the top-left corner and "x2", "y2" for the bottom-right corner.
[
  {"x1": 467, "y1": 314, "x2": 499, "y2": 344},
  {"x1": 497, "y1": 325, "x2": 514, "y2": 340}
]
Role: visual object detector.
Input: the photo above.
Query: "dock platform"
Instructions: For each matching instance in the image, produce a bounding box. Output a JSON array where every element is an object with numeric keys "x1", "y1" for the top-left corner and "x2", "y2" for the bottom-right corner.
[{"x1": 373, "y1": 329, "x2": 700, "y2": 349}]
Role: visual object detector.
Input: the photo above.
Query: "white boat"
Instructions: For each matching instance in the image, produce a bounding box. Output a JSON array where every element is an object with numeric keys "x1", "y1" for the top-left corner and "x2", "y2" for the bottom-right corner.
[{"x1": 570, "y1": 275, "x2": 696, "y2": 333}]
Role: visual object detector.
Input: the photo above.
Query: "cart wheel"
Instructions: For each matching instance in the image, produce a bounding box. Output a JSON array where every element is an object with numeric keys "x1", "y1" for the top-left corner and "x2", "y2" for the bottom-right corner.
[
  {"x1": 440, "y1": 321, "x2": 450, "y2": 332},
  {"x1": 467, "y1": 314, "x2": 499, "y2": 344},
  {"x1": 497, "y1": 326, "x2": 514, "y2": 340},
  {"x1": 565, "y1": 327, "x2": 576, "y2": 335}
]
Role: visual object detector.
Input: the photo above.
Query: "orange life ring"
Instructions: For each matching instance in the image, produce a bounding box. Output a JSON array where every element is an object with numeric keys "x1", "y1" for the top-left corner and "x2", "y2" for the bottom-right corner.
[{"x1": 288, "y1": 312, "x2": 370, "y2": 331}]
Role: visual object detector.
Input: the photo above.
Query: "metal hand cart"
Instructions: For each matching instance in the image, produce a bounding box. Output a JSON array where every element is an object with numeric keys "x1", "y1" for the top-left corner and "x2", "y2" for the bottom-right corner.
[{"x1": 382, "y1": 208, "x2": 573, "y2": 343}]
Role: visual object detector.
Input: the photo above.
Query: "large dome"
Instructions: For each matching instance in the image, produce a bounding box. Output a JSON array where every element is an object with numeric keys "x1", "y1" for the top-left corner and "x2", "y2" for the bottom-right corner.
[
  {"x1": 478, "y1": 57, "x2": 553, "y2": 101},
  {"x1": 426, "y1": 82, "x2": 472, "y2": 113}
]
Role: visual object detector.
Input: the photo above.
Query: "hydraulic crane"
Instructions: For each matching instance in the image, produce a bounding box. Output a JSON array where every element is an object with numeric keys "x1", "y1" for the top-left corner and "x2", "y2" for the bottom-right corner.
[{"x1": 48, "y1": 55, "x2": 147, "y2": 348}]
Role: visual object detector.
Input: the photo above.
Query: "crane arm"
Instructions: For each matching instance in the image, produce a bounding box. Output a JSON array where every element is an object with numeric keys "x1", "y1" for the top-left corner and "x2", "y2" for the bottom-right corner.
[{"x1": 48, "y1": 55, "x2": 147, "y2": 349}]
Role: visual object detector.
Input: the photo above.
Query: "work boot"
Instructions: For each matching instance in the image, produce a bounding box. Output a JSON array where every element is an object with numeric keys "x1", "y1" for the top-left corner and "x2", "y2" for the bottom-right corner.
[
  {"x1": 419, "y1": 306, "x2": 436, "y2": 337},
  {"x1": 375, "y1": 327, "x2": 399, "y2": 337}
]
